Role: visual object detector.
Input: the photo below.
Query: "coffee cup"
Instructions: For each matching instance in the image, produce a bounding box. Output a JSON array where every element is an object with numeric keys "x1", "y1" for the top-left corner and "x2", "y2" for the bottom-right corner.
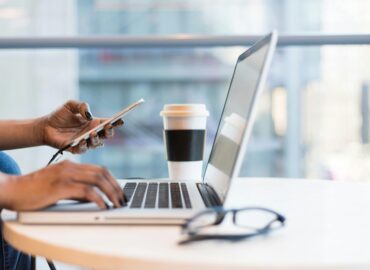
[{"x1": 160, "y1": 104, "x2": 209, "y2": 180}]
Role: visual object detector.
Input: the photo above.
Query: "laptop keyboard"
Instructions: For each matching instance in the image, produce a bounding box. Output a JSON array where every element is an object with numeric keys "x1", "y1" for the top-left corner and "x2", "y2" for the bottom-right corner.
[
  {"x1": 122, "y1": 182, "x2": 137, "y2": 201},
  {"x1": 123, "y1": 182, "x2": 192, "y2": 209},
  {"x1": 144, "y1": 183, "x2": 157, "y2": 208},
  {"x1": 130, "y1": 183, "x2": 147, "y2": 208},
  {"x1": 158, "y1": 183, "x2": 169, "y2": 208}
]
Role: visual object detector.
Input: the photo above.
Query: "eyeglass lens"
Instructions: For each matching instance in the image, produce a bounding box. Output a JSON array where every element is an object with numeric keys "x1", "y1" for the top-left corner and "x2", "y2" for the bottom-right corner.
[{"x1": 233, "y1": 209, "x2": 280, "y2": 229}]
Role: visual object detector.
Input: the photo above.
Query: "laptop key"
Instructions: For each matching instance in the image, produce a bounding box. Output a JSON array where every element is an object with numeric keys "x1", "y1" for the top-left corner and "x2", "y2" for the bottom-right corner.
[
  {"x1": 180, "y1": 183, "x2": 192, "y2": 209},
  {"x1": 130, "y1": 183, "x2": 147, "y2": 208},
  {"x1": 158, "y1": 183, "x2": 169, "y2": 208},
  {"x1": 123, "y1": 182, "x2": 137, "y2": 202},
  {"x1": 170, "y1": 183, "x2": 183, "y2": 208},
  {"x1": 144, "y1": 183, "x2": 158, "y2": 208}
]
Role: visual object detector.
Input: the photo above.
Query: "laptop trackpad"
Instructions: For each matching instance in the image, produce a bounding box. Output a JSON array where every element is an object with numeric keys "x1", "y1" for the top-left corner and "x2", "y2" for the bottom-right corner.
[{"x1": 43, "y1": 200, "x2": 102, "y2": 212}]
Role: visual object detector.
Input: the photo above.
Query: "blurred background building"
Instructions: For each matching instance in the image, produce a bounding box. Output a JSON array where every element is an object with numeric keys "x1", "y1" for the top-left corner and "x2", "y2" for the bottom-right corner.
[{"x1": 1, "y1": 0, "x2": 370, "y2": 183}]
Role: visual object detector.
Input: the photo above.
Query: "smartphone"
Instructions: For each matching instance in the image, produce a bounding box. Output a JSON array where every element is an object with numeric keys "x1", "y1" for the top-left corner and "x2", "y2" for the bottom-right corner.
[{"x1": 69, "y1": 98, "x2": 144, "y2": 148}]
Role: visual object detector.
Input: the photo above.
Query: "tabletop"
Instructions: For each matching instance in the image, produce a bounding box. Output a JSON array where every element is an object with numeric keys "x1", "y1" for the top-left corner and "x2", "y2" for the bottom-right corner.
[{"x1": 4, "y1": 177, "x2": 370, "y2": 270}]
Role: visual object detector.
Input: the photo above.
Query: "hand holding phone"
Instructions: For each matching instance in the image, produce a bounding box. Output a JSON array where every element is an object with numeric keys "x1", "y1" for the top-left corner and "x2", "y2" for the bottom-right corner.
[
  {"x1": 46, "y1": 98, "x2": 144, "y2": 166},
  {"x1": 69, "y1": 98, "x2": 144, "y2": 148}
]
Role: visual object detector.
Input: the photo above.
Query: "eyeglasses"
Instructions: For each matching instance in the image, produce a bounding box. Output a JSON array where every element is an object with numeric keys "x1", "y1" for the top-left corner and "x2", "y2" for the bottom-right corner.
[{"x1": 179, "y1": 206, "x2": 286, "y2": 245}]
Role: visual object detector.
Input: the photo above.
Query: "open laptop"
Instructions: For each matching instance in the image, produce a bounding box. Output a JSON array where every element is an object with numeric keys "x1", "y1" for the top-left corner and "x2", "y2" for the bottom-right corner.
[{"x1": 18, "y1": 31, "x2": 278, "y2": 225}]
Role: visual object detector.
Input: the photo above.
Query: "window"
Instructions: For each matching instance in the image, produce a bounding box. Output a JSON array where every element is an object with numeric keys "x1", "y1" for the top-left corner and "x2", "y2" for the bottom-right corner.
[{"x1": 1, "y1": 0, "x2": 370, "y2": 181}]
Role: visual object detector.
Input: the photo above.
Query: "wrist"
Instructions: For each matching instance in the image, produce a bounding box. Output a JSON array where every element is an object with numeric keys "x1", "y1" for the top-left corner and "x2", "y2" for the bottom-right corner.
[
  {"x1": 34, "y1": 116, "x2": 48, "y2": 146},
  {"x1": 0, "y1": 174, "x2": 18, "y2": 210}
]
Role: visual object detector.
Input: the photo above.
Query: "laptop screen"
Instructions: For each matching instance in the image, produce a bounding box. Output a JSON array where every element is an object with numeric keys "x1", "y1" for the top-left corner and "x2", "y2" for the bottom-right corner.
[{"x1": 203, "y1": 33, "x2": 275, "y2": 202}]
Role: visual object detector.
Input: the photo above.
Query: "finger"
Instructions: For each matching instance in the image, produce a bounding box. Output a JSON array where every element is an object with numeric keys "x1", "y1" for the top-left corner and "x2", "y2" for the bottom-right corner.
[
  {"x1": 69, "y1": 140, "x2": 88, "y2": 154},
  {"x1": 82, "y1": 172, "x2": 121, "y2": 208},
  {"x1": 93, "y1": 118, "x2": 110, "y2": 139},
  {"x1": 79, "y1": 164, "x2": 123, "y2": 198},
  {"x1": 101, "y1": 166, "x2": 125, "y2": 203},
  {"x1": 71, "y1": 166, "x2": 122, "y2": 208},
  {"x1": 72, "y1": 163, "x2": 124, "y2": 206},
  {"x1": 102, "y1": 124, "x2": 114, "y2": 139},
  {"x1": 64, "y1": 100, "x2": 93, "y2": 121},
  {"x1": 78, "y1": 102, "x2": 93, "y2": 121},
  {"x1": 64, "y1": 100, "x2": 81, "y2": 114},
  {"x1": 99, "y1": 119, "x2": 123, "y2": 139},
  {"x1": 62, "y1": 182, "x2": 108, "y2": 210},
  {"x1": 112, "y1": 119, "x2": 124, "y2": 127},
  {"x1": 88, "y1": 132, "x2": 102, "y2": 149}
]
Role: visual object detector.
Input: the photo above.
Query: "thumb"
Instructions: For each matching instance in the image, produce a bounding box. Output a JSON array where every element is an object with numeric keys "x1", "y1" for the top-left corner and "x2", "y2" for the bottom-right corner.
[
  {"x1": 64, "y1": 100, "x2": 93, "y2": 121},
  {"x1": 80, "y1": 103, "x2": 93, "y2": 121}
]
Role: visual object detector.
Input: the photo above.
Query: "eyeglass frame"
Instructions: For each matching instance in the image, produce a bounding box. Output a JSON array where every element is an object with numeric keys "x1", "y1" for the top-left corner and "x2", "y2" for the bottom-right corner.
[{"x1": 179, "y1": 206, "x2": 286, "y2": 245}]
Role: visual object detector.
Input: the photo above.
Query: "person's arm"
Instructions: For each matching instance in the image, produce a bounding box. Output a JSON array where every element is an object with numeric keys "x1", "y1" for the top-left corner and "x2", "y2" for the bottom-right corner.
[
  {"x1": 0, "y1": 100, "x2": 123, "y2": 152},
  {"x1": 0, "y1": 160, "x2": 126, "y2": 210},
  {"x1": 0, "y1": 118, "x2": 45, "y2": 150}
]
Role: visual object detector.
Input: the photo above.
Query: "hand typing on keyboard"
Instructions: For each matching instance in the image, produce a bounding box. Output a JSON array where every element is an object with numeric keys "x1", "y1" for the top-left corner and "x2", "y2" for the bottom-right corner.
[{"x1": 94, "y1": 186, "x2": 128, "y2": 209}]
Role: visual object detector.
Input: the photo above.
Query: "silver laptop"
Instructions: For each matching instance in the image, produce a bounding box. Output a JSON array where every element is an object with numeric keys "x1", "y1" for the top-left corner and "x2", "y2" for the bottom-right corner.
[{"x1": 18, "y1": 31, "x2": 278, "y2": 225}]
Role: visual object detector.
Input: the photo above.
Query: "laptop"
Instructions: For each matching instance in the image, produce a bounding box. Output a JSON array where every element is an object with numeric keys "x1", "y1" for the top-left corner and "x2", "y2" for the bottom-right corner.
[{"x1": 18, "y1": 31, "x2": 278, "y2": 225}]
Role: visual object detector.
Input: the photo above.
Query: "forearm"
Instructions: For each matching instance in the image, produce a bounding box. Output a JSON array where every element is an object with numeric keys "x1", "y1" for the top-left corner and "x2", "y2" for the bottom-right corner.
[{"x1": 0, "y1": 117, "x2": 46, "y2": 150}]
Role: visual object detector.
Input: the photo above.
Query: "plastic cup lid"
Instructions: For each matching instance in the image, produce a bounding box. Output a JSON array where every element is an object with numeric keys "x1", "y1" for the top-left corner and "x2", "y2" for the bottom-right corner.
[{"x1": 160, "y1": 104, "x2": 209, "y2": 117}]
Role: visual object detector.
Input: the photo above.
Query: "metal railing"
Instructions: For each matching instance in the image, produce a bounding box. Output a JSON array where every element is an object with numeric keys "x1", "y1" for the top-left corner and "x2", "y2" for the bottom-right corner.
[{"x1": 0, "y1": 34, "x2": 369, "y2": 49}]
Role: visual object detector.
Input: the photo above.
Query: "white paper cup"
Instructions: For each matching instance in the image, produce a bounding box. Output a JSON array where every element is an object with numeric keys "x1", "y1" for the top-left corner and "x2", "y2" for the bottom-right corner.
[{"x1": 160, "y1": 104, "x2": 209, "y2": 181}]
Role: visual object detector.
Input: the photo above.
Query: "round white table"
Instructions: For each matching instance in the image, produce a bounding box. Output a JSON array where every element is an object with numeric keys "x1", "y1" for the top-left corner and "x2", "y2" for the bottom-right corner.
[{"x1": 4, "y1": 178, "x2": 370, "y2": 270}]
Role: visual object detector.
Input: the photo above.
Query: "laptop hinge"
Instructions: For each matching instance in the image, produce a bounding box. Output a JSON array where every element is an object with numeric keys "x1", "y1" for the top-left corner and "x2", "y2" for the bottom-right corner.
[{"x1": 196, "y1": 183, "x2": 222, "y2": 208}]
